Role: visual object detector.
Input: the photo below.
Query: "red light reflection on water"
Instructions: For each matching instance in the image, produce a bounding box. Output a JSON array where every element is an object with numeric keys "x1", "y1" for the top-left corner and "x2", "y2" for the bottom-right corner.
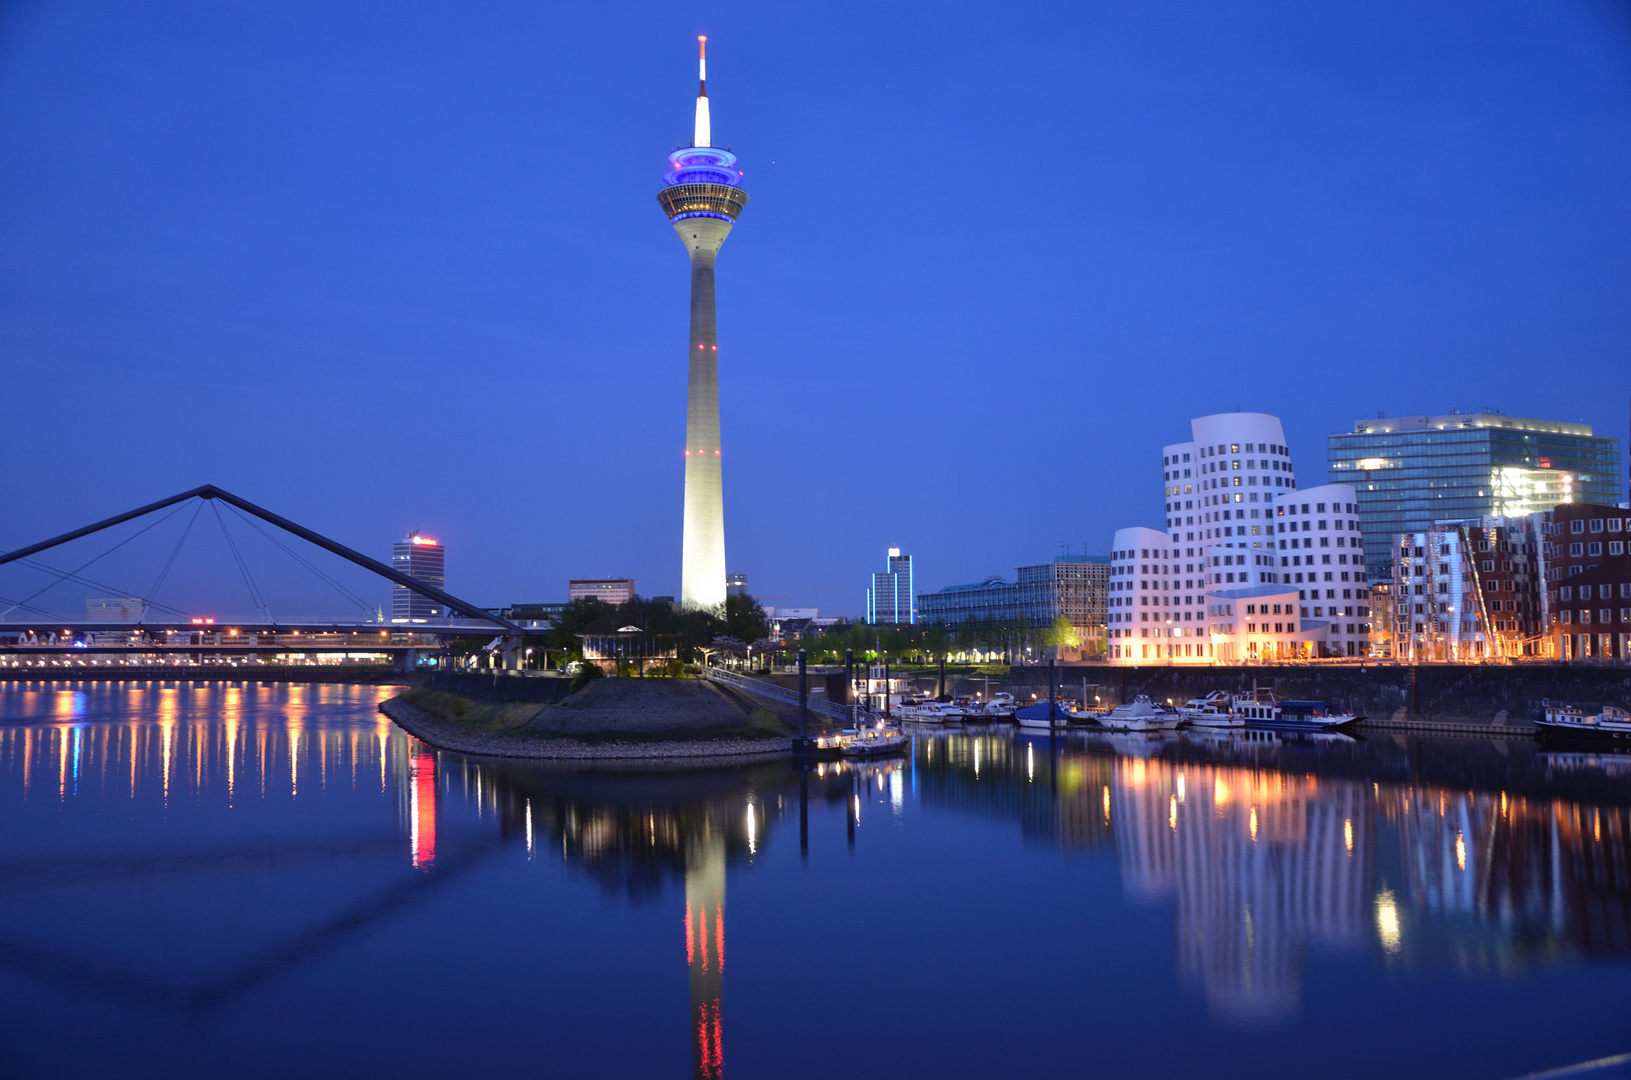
[
  {"x1": 409, "y1": 742, "x2": 437, "y2": 870},
  {"x1": 693, "y1": 998, "x2": 723, "y2": 1078}
]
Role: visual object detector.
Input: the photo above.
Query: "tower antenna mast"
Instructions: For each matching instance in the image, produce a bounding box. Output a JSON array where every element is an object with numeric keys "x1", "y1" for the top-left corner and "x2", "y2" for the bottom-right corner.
[{"x1": 694, "y1": 36, "x2": 710, "y2": 148}]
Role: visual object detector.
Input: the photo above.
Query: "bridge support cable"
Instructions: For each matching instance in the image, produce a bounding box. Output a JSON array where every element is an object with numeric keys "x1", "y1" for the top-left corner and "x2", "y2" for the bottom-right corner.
[
  {"x1": 141, "y1": 499, "x2": 204, "y2": 618},
  {"x1": 210, "y1": 500, "x2": 271, "y2": 622},
  {"x1": 222, "y1": 503, "x2": 374, "y2": 619},
  {"x1": 0, "y1": 591, "x2": 72, "y2": 621},
  {"x1": 14, "y1": 559, "x2": 191, "y2": 619},
  {"x1": 0, "y1": 500, "x2": 192, "y2": 621},
  {"x1": 0, "y1": 484, "x2": 518, "y2": 631}
]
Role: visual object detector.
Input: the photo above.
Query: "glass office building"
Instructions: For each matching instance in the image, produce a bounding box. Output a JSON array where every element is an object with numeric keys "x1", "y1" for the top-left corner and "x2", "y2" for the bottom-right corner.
[
  {"x1": 1328, "y1": 412, "x2": 1621, "y2": 583},
  {"x1": 866, "y1": 547, "x2": 915, "y2": 625},
  {"x1": 917, "y1": 555, "x2": 1110, "y2": 655}
]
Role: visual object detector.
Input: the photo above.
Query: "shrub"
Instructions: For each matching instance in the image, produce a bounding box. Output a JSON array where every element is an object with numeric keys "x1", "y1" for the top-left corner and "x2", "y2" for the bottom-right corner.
[{"x1": 570, "y1": 661, "x2": 603, "y2": 693}]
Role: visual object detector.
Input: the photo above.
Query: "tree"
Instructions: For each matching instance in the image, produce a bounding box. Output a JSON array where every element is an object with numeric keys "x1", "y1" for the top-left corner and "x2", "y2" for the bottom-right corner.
[
  {"x1": 1043, "y1": 616, "x2": 1082, "y2": 654},
  {"x1": 722, "y1": 592, "x2": 771, "y2": 643},
  {"x1": 711, "y1": 635, "x2": 747, "y2": 664},
  {"x1": 544, "y1": 598, "x2": 612, "y2": 661}
]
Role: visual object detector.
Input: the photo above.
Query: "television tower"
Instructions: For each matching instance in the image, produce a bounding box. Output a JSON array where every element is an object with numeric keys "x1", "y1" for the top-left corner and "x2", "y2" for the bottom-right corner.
[{"x1": 659, "y1": 35, "x2": 747, "y2": 609}]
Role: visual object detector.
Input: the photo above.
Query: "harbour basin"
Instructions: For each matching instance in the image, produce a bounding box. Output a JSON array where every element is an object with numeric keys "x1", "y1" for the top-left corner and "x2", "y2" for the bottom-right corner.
[{"x1": 0, "y1": 681, "x2": 1628, "y2": 1079}]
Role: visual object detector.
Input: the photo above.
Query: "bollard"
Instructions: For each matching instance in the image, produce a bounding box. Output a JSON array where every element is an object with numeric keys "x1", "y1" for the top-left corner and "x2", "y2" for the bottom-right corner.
[
  {"x1": 1048, "y1": 656, "x2": 1057, "y2": 725},
  {"x1": 798, "y1": 648, "x2": 808, "y2": 738}
]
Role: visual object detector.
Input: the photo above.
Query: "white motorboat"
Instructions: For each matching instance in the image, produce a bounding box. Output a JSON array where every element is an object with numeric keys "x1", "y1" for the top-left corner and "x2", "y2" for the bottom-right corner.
[
  {"x1": 894, "y1": 700, "x2": 956, "y2": 723},
  {"x1": 976, "y1": 692, "x2": 1018, "y2": 719},
  {"x1": 1178, "y1": 692, "x2": 1244, "y2": 728},
  {"x1": 1100, "y1": 695, "x2": 1183, "y2": 731},
  {"x1": 841, "y1": 726, "x2": 910, "y2": 757},
  {"x1": 1536, "y1": 703, "x2": 1631, "y2": 741},
  {"x1": 943, "y1": 697, "x2": 986, "y2": 720}
]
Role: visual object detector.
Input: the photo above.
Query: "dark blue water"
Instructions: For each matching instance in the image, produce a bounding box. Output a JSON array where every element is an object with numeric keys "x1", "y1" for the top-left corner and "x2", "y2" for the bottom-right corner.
[{"x1": 1, "y1": 681, "x2": 1628, "y2": 1079}]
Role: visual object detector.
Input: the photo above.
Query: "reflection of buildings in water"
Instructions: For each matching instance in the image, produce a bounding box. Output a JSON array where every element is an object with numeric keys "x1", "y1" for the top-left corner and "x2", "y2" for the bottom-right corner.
[
  {"x1": 1388, "y1": 788, "x2": 1631, "y2": 963},
  {"x1": 910, "y1": 734, "x2": 1115, "y2": 851},
  {"x1": 1110, "y1": 759, "x2": 1372, "y2": 1023}
]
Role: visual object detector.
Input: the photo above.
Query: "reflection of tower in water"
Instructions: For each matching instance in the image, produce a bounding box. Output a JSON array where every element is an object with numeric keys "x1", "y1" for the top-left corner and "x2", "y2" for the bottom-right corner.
[
  {"x1": 408, "y1": 742, "x2": 437, "y2": 870},
  {"x1": 685, "y1": 829, "x2": 726, "y2": 1078}
]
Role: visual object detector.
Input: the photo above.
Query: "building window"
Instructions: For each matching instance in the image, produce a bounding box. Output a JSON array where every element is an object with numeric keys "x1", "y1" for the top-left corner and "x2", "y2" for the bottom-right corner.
[
  {"x1": 1590, "y1": 519, "x2": 1604, "y2": 533},
  {"x1": 1571, "y1": 543, "x2": 1584, "y2": 557},
  {"x1": 1589, "y1": 542, "x2": 1603, "y2": 556}
]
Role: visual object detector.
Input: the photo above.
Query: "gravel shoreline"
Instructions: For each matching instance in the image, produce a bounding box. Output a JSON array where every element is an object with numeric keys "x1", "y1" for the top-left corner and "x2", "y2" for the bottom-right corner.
[{"x1": 379, "y1": 698, "x2": 792, "y2": 761}]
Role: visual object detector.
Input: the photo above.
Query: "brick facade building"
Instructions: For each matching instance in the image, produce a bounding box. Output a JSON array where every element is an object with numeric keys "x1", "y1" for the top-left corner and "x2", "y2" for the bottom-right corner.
[{"x1": 1546, "y1": 503, "x2": 1631, "y2": 661}]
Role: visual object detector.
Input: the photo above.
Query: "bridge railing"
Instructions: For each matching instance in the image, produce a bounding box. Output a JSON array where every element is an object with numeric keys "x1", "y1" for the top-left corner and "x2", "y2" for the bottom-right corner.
[{"x1": 706, "y1": 667, "x2": 855, "y2": 724}]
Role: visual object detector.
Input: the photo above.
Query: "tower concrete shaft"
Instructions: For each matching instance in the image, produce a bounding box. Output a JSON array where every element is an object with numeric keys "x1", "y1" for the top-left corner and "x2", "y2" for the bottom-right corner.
[
  {"x1": 678, "y1": 216, "x2": 732, "y2": 609},
  {"x1": 659, "y1": 36, "x2": 746, "y2": 610}
]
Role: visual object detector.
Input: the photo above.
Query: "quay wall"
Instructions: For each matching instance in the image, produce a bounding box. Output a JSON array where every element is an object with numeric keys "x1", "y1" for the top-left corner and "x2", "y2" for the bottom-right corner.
[
  {"x1": 1001, "y1": 663, "x2": 1631, "y2": 724},
  {"x1": 0, "y1": 665, "x2": 403, "y2": 684}
]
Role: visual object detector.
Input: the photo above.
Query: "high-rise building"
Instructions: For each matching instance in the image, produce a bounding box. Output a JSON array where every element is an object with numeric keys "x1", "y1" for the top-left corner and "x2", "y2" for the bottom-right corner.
[
  {"x1": 867, "y1": 547, "x2": 914, "y2": 625},
  {"x1": 660, "y1": 36, "x2": 748, "y2": 610},
  {"x1": 725, "y1": 573, "x2": 747, "y2": 597},
  {"x1": 1328, "y1": 411, "x2": 1622, "y2": 584},
  {"x1": 569, "y1": 579, "x2": 635, "y2": 605},
  {"x1": 391, "y1": 531, "x2": 446, "y2": 622}
]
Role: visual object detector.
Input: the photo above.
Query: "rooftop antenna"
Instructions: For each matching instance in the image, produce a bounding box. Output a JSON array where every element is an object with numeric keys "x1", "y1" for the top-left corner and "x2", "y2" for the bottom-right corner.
[{"x1": 694, "y1": 35, "x2": 711, "y2": 148}]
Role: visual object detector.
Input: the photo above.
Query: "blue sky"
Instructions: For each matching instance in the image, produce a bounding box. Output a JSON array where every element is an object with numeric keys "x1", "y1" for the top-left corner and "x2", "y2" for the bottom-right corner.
[{"x1": 1, "y1": 0, "x2": 1629, "y2": 617}]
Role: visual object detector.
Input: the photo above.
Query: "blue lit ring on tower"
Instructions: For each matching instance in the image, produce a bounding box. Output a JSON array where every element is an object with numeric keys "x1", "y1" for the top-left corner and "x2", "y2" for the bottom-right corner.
[{"x1": 659, "y1": 146, "x2": 747, "y2": 222}]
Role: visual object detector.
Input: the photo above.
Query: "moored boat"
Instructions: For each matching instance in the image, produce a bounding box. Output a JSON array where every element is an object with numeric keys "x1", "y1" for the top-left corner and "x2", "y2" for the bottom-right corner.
[
  {"x1": 1100, "y1": 695, "x2": 1183, "y2": 731},
  {"x1": 1232, "y1": 696, "x2": 1360, "y2": 731},
  {"x1": 976, "y1": 692, "x2": 1018, "y2": 719},
  {"x1": 840, "y1": 725, "x2": 910, "y2": 757},
  {"x1": 1535, "y1": 703, "x2": 1631, "y2": 742},
  {"x1": 895, "y1": 700, "x2": 956, "y2": 723},
  {"x1": 1178, "y1": 691, "x2": 1244, "y2": 728},
  {"x1": 1014, "y1": 700, "x2": 1072, "y2": 729}
]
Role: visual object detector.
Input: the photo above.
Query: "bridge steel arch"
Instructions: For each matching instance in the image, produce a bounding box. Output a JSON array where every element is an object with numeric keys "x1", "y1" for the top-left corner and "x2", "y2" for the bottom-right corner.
[{"x1": 0, "y1": 484, "x2": 519, "y2": 632}]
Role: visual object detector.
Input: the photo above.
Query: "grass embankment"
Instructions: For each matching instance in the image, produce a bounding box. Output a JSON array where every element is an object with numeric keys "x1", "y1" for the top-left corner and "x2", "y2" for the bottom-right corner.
[
  {"x1": 393, "y1": 681, "x2": 788, "y2": 745},
  {"x1": 394, "y1": 688, "x2": 546, "y2": 730}
]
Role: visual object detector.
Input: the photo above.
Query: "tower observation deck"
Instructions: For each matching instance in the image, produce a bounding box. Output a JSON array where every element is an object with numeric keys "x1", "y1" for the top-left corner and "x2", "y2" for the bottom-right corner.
[{"x1": 661, "y1": 36, "x2": 747, "y2": 610}]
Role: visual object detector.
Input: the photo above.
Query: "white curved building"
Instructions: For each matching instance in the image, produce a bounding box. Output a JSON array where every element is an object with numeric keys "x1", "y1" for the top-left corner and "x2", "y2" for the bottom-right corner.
[
  {"x1": 1162, "y1": 413, "x2": 1300, "y2": 544},
  {"x1": 1109, "y1": 527, "x2": 1208, "y2": 662},
  {"x1": 1113, "y1": 413, "x2": 1374, "y2": 662}
]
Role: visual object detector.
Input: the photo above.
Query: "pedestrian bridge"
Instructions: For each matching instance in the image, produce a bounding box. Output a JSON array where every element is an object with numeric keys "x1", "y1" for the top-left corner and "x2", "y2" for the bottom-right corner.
[{"x1": 0, "y1": 485, "x2": 541, "y2": 661}]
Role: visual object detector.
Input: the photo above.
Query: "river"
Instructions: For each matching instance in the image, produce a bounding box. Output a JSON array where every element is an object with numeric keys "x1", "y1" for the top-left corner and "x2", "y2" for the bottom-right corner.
[{"x1": 0, "y1": 681, "x2": 1627, "y2": 1079}]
